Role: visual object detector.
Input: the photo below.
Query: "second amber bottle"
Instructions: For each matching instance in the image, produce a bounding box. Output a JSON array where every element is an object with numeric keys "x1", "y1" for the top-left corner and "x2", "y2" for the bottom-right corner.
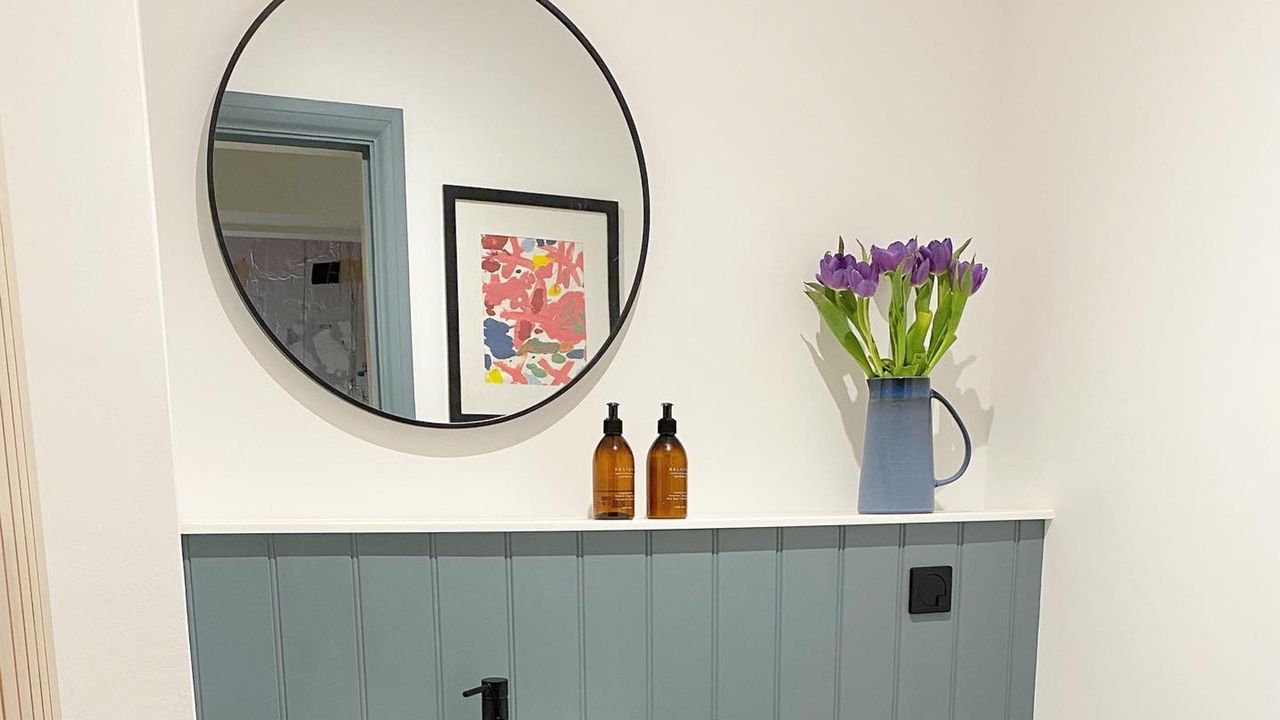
[{"x1": 647, "y1": 403, "x2": 688, "y2": 519}]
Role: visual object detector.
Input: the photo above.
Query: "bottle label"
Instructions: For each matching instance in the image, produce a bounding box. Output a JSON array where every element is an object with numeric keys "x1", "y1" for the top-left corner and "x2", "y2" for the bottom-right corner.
[
  {"x1": 595, "y1": 490, "x2": 634, "y2": 517},
  {"x1": 664, "y1": 490, "x2": 687, "y2": 510},
  {"x1": 667, "y1": 466, "x2": 687, "y2": 511}
]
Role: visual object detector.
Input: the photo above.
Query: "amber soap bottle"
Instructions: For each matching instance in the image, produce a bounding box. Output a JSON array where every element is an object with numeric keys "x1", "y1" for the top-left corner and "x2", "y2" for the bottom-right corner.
[
  {"x1": 592, "y1": 403, "x2": 635, "y2": 519},
  {"x1": 647, "y1": 403, "x2": 688, "y2": 519}
]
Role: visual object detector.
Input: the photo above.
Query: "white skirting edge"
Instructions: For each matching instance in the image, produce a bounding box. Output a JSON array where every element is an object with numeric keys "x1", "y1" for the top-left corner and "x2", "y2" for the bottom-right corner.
[{"x1": 180, "y1": 509, "x2": 1054, "y2": 535}]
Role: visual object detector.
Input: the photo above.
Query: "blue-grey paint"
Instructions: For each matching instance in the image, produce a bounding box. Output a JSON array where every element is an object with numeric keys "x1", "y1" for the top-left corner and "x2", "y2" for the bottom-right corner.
[
  {"x1": 838, "y1": 524, "x2": 902, "y2": 717},
  {"x1": 215, "y1": 91, "x2": 415, "y2": 418},
  {"x1": 354, "y1": 534, "x2": 438, "y2": 720},
  {"x1": 1008, "y1": 521, "x2": 1045, "y2": 720},
  {"x1": 714, "y1": 528, "x2": 777, "y2": 720},
  {"x1": 649, "y1": 531, "x2": 714, "y2": 720},
  {"x1": 272, "y1": 535, "x2": 363, "y2": 720},
  {"x1": 580, "y1": 532, "x2": 647, "y2": 720},
  {"x1": 184, "y1": 522, "x2": 1045, "y2": 720}
]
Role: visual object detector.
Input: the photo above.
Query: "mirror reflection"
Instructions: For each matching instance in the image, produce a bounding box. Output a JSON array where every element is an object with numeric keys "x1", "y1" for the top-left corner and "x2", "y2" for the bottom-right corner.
[{"x1": 211, "y1": 0, "x2": 646, "y2": 425}]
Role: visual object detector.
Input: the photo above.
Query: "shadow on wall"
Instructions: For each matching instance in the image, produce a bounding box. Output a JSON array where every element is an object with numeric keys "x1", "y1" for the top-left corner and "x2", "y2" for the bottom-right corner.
[
  {"x1": 192, "y1": 129, "x2": 636, "y2": 458},
  {"x1": 804, "y1": 323, "x2": 993, "y2": 503}
]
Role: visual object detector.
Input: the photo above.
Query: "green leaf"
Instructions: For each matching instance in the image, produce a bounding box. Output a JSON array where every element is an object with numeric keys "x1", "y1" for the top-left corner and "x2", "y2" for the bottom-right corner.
[
  {"x1": 906, "y1": 309, "x2": 933, "y2": 362},
  {"x1": 915, "y1": 277, "x2": 934, "y2": 313},
  {"x1": 945, "y1": 265, "x2": 974, "y2": 339},
  {"x1": 836, "y1": 291, "x2": 861, "y2": 324},
  {"x1": 888, "y1": 274, "x2": 910, "y2": 368},
  {"x1": 847, "y1": 295, "x2": 884, "y2": 374},
  {"x1": 924, "y1": 334, "x2": 958, "y2": 375},
  {"x1": 806, "y1": 290, "x2": 876, "y2": 377},
  {"x1": 837, "y1": 236, "x2": 846, "y2": 254},
  {"x1": 954, "y1": 237, "x2": 973, "y2": 258},
  {"x1": 928, "y1": 275, "x2": 953, "y2": 357}
]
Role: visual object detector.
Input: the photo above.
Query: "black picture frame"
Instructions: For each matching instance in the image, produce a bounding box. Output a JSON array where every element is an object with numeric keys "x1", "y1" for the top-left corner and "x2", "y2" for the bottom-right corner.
[
  {"x1": 443, "y1": 185, "x2": 622, "y2": 423},
  {"x1": 206, "y1": 0, "x2": 650, "y2": 429}
]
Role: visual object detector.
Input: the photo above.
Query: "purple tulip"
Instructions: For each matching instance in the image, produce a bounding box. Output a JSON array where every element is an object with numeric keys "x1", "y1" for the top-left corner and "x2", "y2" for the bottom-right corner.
[
  {"x1": 815, "y1": 252, "x2": 853, "y2": 290},
  {"x1": 952, "y1": 261, "x2": 989, "y2": 294},
  {"x1": 909, "y1": 253, "x2": 931, "y2": 286},
  {"x1": 922, "y1": 238, "x2": 954, "y2": 275},
  {"x1": 971, "y1": 263, "x2": 988, "y2": 293},
  {"x1": 849, "y1": 260, "x2": 879, "y2": 298},
  {"x1": 870, "y1": 239, "x2": 918, "y2": 275}
]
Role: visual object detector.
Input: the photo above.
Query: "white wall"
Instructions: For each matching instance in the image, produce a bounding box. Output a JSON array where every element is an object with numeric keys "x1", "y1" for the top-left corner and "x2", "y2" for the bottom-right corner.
[
  {"x1": 17, "y1": 1, "x2": 1274, "y2": 717},
  {"x1": 225, "y1": 0, "x2": 645, "y2": 419},
  {"x1": 987, "y1": 1, "x2": 1280, "y2": 717},
  {"x1": 0, "y1": 0, "x2": 196, "y2": 717},
  {"x1": 139, "y1": 0, "x2": 1007, "y2": 526}
]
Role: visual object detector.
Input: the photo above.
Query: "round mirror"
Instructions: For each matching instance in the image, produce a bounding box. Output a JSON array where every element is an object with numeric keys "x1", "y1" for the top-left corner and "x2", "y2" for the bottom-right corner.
[{"x1": 208, "y1": 0, "x2": 647, "y2": 426}]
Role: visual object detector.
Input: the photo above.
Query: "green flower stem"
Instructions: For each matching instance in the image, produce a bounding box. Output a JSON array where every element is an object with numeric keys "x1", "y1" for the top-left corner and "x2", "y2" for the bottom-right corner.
[
  {"x1": 928, "y1": 274, "x2": 953, "y2": 358},
  {"x1": 854, "y1": 297, "x2": 884, "y2": 375},
  {"x1": 890, "y1": 272, "x2": 910, "y2": 372}
]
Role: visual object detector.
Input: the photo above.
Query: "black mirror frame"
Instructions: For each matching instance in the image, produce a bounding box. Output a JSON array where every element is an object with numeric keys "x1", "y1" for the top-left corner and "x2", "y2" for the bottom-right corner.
[{"x1": 206, "y1": 0, "x2": 650, "y2": 429}]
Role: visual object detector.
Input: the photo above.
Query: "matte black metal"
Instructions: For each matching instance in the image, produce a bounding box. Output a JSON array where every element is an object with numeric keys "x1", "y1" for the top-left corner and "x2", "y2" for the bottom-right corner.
[
  {"x1": 206, "y1": 0, "x2": 651, "y2": 429},
  {"x1": 909, "y1": 565, "x2": 953, "y2": 614},
  {"x1": 462, "y1": 677, "x2": 509, "y2": 720},
  {"x1": 442, "y1": 184, "x2": 621, "y2": 423}
]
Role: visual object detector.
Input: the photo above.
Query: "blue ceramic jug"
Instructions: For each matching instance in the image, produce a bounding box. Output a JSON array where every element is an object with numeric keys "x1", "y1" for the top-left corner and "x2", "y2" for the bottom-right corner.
[{"x1": 858, "y1": 377, "x2": 972, "y2": 514}]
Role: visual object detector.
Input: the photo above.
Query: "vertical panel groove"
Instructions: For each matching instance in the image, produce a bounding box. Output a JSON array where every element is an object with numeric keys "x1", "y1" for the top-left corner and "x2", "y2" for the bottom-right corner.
[
  {"x1": 182, "y1": 536, "x2": 204, "y2": 720},
  {"x1": 1003, "y1": 523, "x2": 1021, "y2": 720},
  {"x1": 503, "y1": 533, "x2": 518, "y2": 720},
  {"x1": 710, "y1": 530, "x2": 720, "y2": 720},
  {"x1": 267, "y1": 536, "x2": 289, "y2": 720},
  {"x1": 576, "y1": 533, "x2": 587, "y2": 720},
  {"x1": 890, "y1": 525, "x2": 905, "y2": 720},
  {"x1": 349, "y1": 535, "x2": 369, "y2": 720},
  {"x1": 428, "y1": 535, "x2": 445, "y2": 720},
  {"x1": 948, "y1": 524, "x2": 964, "y2": 720},
  {"x1": 772, "y1": 528, "x2": 783, "y2": 720},
  {"x1": 644, "y1": 532, "x2": 653, "y2": 720},
  {"x1": 832, "y1": 527, "x2": 846, "y2": 720}
]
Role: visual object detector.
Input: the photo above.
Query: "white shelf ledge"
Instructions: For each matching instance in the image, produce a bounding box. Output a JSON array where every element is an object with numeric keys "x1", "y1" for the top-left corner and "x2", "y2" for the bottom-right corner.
[{"x1": 180, "y1": 509, "x2": 1053, "y2": 535}]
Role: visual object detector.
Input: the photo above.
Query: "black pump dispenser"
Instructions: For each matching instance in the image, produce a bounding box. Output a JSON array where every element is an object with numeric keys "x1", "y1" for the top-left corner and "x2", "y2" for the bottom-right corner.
[
  {"x1": 604, "y1": 402, "x2": 623, "y2": 435},
  {"x1": 657, "y1": 402, "x2": 677, "y2": 435}
]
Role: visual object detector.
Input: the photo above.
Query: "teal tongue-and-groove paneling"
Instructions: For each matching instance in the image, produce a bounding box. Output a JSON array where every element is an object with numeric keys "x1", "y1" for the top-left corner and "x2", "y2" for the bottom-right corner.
[{"x1": 183, "y1": 521, "x2": 1044, "y2": 720}]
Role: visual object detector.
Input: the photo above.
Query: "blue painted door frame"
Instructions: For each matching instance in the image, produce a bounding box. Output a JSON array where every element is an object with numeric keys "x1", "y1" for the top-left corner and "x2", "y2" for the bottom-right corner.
[{"x1": 214, "y1": 91, "x2": 416, "y2": 417}]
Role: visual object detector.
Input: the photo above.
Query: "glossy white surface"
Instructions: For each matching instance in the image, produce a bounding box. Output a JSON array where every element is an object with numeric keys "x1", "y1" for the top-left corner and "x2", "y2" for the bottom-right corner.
[{"x1": 181, "y1": 508, "x2": 1053, "y2": 534}]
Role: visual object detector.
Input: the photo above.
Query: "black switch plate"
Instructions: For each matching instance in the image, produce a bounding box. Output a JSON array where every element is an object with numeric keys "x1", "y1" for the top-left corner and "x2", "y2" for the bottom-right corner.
[
  {"x1": 311, "y1": 261, "x2": 342, "y2": 285},
  {"x1": 909, "y1": 566, "x2": 952, "y2": 614}
]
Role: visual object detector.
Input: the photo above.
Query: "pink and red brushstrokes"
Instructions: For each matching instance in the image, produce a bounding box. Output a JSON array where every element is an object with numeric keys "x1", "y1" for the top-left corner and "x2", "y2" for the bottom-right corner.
[{"x1": 480, "y1": 234, "x2": 588, "y2": 386}]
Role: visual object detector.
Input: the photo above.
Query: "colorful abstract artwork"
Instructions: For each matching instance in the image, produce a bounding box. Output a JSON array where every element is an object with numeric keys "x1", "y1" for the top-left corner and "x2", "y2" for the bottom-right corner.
[{"x1": 480, "y1": 234, "x2": 587, "y2": 386}]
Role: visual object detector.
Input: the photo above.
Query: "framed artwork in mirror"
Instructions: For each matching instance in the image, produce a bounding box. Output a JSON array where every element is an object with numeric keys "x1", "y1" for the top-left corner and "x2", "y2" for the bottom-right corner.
[{"x1": 443, "y1": 185, "x2": 621, "y2": 422}]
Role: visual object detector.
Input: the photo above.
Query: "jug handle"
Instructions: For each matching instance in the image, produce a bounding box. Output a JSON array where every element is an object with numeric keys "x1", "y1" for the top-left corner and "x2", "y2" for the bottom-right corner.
[{"x1": 931, "y1": 390, "x2": 972, "y2": 487}]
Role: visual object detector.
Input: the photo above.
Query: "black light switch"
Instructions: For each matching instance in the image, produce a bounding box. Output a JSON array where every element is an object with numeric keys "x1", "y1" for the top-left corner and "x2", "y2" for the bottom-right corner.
[
  {"x1": 311, "y1": 261, "x2": 342, "y2": 285},
  {"x1": 909, "y1": 566, "x2": 952, "y2": 614}
]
